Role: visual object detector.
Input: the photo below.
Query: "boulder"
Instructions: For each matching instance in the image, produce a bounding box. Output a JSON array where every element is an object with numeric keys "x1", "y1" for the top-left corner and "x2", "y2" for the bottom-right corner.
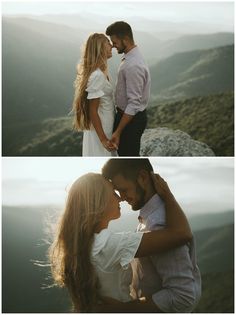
[{"x1": 140, "y1": 128, "x2": 215, "y2": 156}]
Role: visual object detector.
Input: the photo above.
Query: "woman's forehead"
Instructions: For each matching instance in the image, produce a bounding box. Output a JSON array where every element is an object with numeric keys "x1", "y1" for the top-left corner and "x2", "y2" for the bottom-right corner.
[{"x1": 105, "y1": 179, "x2": 114, "y2": 190}]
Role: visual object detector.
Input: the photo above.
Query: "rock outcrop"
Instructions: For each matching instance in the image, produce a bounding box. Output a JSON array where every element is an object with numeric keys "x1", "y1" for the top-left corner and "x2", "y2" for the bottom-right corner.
[{"x1": 140, "y1": 128, "x2": 215, "y2": 156}]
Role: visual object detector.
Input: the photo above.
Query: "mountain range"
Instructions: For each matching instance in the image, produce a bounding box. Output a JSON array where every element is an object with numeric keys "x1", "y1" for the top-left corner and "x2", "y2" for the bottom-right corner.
[
  {"x1": 150, "y1": 44, "x2": 234, "y2": 102},
  {"x1": 21, "y1": 13, "x2": 234, "y2": 40},
  {"x1": 3, "y1": 17, "x2": 234, "y2": 123},
  {"x1": 2, "y1": 16, "x2": 234, "y2": 156}
]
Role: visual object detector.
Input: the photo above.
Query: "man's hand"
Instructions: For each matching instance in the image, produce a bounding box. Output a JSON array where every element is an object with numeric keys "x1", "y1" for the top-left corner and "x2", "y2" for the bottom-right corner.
[
  {"x1": 150, "y1": 173, "x2": 172, "y2": 200},
  {"x1": 101, "y1": 139, "x2": 117, "y2": 152},
  {"x1": 111, "y1": 131, "x2": 120, "y2": 149},
  {"x1": 92, "y1": 296, "x2": 124, "y2": 313}
]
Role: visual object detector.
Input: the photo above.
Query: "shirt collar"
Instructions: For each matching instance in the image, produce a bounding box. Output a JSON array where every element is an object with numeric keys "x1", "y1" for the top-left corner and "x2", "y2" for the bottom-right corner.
[
  {"x1": 122, "y1": 46, "x2": 139, "y2": 60},
  {"x1": 139, "y1": 194, "x2": 163, "y2": 221}
]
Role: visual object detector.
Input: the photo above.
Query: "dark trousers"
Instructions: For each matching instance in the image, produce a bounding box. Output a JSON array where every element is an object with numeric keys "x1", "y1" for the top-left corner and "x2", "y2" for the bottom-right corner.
[{"x1": 113, "y1": 110, "x2": 147, "y2": 156}]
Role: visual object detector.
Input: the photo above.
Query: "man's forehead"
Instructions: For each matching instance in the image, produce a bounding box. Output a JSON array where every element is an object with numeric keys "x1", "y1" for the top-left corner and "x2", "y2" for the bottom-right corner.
[
  {"x1": 110, "y1": 35, "x2": 120, "y2": 42},
  {"x1": 111, "y1": 174, "x2": 133, "y2": 189}
]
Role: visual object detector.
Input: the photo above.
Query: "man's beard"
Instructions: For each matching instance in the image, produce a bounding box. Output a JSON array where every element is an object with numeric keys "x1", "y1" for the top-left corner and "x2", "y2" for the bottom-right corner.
[
  {"x1": 117, "y1": 40, "x2": 127, "y2": 54},
  {"x1": 131, "y1": 181, "x2": 146, "y2": 210}
]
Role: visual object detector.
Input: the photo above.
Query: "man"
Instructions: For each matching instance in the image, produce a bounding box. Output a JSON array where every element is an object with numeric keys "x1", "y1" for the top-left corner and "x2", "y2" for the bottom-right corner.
[
  {"x1": 102, "y1": 158, "x2": 202, "y2": 313},
  {"x1": 106, "y1": 21, "x2": 151, "y2": 156}
]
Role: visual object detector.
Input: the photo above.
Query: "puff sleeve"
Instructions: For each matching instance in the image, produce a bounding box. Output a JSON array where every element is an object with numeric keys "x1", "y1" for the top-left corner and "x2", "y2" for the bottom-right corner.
[
  {"x1": 86, "y1": 69, "x2": 106, "y2": 99},
  {"x1": 119, "y1": 232, "x2": 143, "y2": 269},
  {"x1": 92, "y1": 230, "x2": 143, "y2": 271}
]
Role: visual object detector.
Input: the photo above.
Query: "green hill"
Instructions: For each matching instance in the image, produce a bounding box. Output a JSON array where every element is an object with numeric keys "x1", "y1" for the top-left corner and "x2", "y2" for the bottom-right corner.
[
  {"x1": 194, "y1": 224, "x2": 234, "y2": 275},
  {"x1": 194, "y1": 270, "x2": 234, "y2": 313},
  {"x1": 147, "y1": 91, "x2": 234, "y2": 156},
  {"x1": 150, "y1": 45, "x2": 234, "y2": 102},
  {"x1": 3, "y1": 117, "x2": 82, "y2": 156},
  {"x1": 3, "y1": 91, "x2": 233, "y2": 156}
]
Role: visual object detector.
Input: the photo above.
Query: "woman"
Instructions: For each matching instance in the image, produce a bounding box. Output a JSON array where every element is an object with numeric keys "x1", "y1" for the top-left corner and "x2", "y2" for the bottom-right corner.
[
  {"x1": 49, "y1": 173, "x2": 192, "y2": 312},
  {"x1": 72, "y1": 33, "x2": 117, "y2": 156}
]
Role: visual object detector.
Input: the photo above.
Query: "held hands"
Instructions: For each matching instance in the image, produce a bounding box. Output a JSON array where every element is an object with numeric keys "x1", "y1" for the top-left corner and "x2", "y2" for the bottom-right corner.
[
  {"x1": 101, "y1": 138, "x2": 118, "y2": 152},
  {"x1": 111, "y1": 131, "x2": 120, "y2": 149},
  {"x1": 100, "y1": 130, "x2": 120, "y2": 152}
]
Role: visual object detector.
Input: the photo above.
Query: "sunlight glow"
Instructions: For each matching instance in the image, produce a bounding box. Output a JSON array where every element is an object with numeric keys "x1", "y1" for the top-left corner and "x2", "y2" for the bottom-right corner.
[
  {"x1": 2, "y1": 157, "x2": 234, "y2": 216},
  {"x1": 2, "y1": 1, "x2": 234, "y2": 32}
]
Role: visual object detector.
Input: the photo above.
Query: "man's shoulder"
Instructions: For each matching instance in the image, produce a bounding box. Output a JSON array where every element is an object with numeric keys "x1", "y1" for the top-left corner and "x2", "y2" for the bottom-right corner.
[
  {"x1": 125, "y1": 57, "x2": 147, "y2": 68},
  {"x1": 147, "y1": 208, "x2": 166, "y2": 229}
]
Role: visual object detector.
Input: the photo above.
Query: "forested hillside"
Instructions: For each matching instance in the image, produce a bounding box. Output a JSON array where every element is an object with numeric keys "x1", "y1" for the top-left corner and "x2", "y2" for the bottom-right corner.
[{"x1": 147, "y1": 92, "x2": 234, "y2": 156}]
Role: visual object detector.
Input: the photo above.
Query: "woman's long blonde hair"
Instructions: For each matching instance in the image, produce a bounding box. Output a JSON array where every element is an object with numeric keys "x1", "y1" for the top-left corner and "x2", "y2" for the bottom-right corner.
[
  {"x1": 49, "y1": 173, "x2": 112, "y2": 312},
  {"x1": 72, "y1": 33, "x2": 109, "y2": 130}
]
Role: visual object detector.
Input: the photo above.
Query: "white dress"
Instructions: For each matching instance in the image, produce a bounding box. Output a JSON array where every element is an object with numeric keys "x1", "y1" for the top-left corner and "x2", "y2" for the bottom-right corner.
[
  {"x1": 91, "y1": 229, "x2": 143, "y2": 302},
  {"x1": 82, "y1": 68, "x2": 117, "y2": 156}
]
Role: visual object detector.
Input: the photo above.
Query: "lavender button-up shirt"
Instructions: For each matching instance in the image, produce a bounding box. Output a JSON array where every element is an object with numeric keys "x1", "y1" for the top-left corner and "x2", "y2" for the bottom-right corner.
[
  {"x1": 135, "y1": 194, "x2": 202, "y2": 313},
  {"x1": 115, "y1": 47, "x2": 151, "y2": 116}
]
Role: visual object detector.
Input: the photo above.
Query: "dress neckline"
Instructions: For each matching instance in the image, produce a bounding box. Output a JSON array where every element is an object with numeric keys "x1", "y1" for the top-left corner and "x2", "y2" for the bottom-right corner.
[{"x1": 96, "y1": 68, "x2": 111, "y2": 84}]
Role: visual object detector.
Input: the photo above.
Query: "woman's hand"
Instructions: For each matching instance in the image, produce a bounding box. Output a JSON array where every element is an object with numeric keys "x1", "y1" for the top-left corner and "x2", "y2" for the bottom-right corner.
[
  {"x1": 101, "y1": 138, "x2": 117, "y2": 152},
  {"x1": 111, "y1": 131, "x2": 120, "y2": 149},
  {"x1": 150, "y1": 173, "x2": 172, "y2": 200}
]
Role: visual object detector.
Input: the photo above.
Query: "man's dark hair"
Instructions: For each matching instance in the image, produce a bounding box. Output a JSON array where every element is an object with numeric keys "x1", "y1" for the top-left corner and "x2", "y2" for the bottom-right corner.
[
  {"x1": 106, "y1": 21, "x2": 134, "y2": 41},
  {"x1": 102, "y1": 158, "x2": 153, "y2": 181}
]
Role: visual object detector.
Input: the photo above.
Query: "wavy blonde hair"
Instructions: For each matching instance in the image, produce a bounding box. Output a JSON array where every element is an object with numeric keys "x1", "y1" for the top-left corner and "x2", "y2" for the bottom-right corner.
[
  {"x1": 49, "y1": 173, "x2": 113, "y2": 312},
  {"x1": 72, "y1": 33, "x2": 109, "y2": 130}
]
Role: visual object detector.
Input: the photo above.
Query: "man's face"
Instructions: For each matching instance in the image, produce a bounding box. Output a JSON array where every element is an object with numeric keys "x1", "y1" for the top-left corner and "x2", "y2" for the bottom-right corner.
[
  {"x1": 110, "y1": 35, "x2": 127, "y2": 54},
  {"x1": 111, "y1": 174, "x2": 147, "y2": 211}
]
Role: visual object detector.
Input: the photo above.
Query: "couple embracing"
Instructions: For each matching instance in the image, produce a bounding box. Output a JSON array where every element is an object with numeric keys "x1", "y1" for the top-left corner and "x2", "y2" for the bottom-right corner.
[
  {"x1": 73, "y1": 21, "x2": 150, "y2": 156},
  {"x1": 50, "y1": 159, "x2": 201, "y2": 312}
]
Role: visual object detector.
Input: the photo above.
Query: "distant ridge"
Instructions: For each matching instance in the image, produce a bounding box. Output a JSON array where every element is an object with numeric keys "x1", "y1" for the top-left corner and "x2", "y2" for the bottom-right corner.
[
  {"x1": 189, "y1": 210, "x2": 234, "y2": 231},
  {"x1": 156, "y1": 32, "x2": 234, "y2": 60},
  {"x1": 150, "y1": 44, "x2": 234, "y2": 102}
]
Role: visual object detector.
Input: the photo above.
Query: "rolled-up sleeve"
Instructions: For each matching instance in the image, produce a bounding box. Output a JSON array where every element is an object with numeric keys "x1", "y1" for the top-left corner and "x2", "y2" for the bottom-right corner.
[
  {"x1": 124, "y1": 66, "x2": 147, "y2": 116},
  {"x1": 151, "y1": 245, "x2": 200, "y2": 313}
]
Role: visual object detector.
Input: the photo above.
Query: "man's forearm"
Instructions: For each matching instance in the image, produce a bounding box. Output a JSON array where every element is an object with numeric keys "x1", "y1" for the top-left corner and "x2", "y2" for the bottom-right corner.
[{"x1": 115, "y1": 113, "x2": 134, "y2": 135}]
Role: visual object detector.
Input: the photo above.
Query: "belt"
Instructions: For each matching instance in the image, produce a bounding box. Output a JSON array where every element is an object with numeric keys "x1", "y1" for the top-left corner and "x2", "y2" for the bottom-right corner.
[
  {"x1": 116, "y1": 107, "x2": 124, "y2": 114},
  {"x1": 116, "y1": 108, "x2": 146, "y2": 116}
]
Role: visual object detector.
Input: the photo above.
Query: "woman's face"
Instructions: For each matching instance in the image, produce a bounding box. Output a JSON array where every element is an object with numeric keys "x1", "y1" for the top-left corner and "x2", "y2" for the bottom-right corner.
[
  {"x1": 103, "y1": 183, "x2": 122, "y2": 221},
  {"x1": 105, "y1": 39, "x2": 113, "y2": 59}
]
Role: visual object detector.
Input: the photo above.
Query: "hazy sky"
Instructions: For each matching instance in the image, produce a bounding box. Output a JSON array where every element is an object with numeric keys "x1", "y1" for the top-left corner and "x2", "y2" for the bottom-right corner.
[
  {"x1": 2, "y1": 157, "x2": 234, "y2": 216},
  {"x1": 2, "y1": 1, "x2": 234, "y2": 29}
]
